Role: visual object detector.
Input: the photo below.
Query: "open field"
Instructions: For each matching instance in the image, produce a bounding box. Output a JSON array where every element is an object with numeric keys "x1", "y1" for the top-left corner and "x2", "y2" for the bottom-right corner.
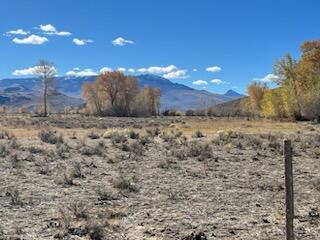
[{"x1": 0, "y1": 115, "x2": 320, "y2": 239}]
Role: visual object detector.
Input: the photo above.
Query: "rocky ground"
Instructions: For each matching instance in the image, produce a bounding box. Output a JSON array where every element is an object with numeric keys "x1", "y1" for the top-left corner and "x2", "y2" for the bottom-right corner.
[{"x1": 0, "y1": 115, "x2": 319, "y2": 239}]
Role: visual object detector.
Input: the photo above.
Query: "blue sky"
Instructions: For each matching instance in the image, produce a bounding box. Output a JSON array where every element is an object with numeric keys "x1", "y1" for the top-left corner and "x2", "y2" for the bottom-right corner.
[{"x1": 1, "y1": 0, "x2": 319, "y2": 94}]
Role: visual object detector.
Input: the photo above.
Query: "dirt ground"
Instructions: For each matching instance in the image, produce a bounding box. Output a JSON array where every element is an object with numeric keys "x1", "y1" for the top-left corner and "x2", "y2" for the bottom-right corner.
[{"x1": 0, "y1": 114, "x2": 320, "y2": 239}]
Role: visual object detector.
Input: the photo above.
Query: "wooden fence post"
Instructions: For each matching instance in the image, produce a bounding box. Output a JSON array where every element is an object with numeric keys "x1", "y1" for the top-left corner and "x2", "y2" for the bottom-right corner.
[{"x1": 284, "y1": 139, "x2": 294, "y2": 240}]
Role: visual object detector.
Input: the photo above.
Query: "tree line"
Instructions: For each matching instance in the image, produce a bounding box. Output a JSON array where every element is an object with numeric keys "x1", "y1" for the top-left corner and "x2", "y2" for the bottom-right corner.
[
  {"x1": 18, "y1": 61, "x2": 160, "y2": 117},
  {"x1": 82, "y1": 71, "x2": 161, "y2": 117},
  {"x1": 246, "y1": 40, "x2": 320, "y2": 122}
]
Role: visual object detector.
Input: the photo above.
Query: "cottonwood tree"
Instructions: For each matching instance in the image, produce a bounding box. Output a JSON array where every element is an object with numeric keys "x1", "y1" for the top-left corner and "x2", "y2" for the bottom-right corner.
[
  {"x1": 246, "y1": 81, "x2": 267, "y2": 114},
  {"x1": 33, "y1": 60, "x2": 57, "y2": 116},
  {"x1": 96, "y1": 71, "x2": 125, "y2": 109},
  {"x1": 82, "y1": 82, "x2": 104, "y2": 115},
  {"x1": 82, "y1": 71, "x2": 161, "y2": 117}
]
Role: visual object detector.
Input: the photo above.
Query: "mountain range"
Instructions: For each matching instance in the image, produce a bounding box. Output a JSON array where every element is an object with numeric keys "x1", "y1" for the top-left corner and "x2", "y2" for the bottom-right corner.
[{"x1": 0, "y1": 74, "x2": 244, "y2": 112}]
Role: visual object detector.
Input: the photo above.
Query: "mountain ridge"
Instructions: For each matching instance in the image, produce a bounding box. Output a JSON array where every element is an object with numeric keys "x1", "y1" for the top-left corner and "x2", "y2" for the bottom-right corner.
[{"x1": 0, "y1": 74, "x2": 243, "y2": 111}]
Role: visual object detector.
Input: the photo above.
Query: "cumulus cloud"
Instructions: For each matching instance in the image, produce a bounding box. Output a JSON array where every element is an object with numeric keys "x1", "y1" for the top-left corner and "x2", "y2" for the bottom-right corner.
[
  {"x1": 5, "y1": 29, "x2": 29, "y2": 36},
  {"x1": 12, "y1": 67, "x2": 37, "y2": 76},
  {"x1": 206, "y1": 66, "x2": 222, "y2": 73},
  {"x1": 12, "y1": 34, "x2": 48, "y2": 45},
  {"x1": 66, "y1": 68, "x2": 97, "y2": 77},
  {"x1": 40, "y1": 24, "x2": 56, "y2": 32},
  {"x1": 117, "y1": 67, "x2": 126, "y2": 72},
  {"x1": 73, "y1": 38, "x2": 94, "y2": 45},
  {"x1": 40, "y1": 24, "x2": 71, "y2": 36},
  {"x1": 254, "y1": 73, "x2": 279, "y2": 83},
  {"x1": 192, "y1": 80, "x2": 208, "y2": 85},
  {"x1": 163, "y1": 70, "x2": 189, "y2": 79},
  {"x1": 112, "y1": 37, "x2": 134, "y2": 46},
  {"x1": 100, "y1": 67, "x2": 113, "y2": 73},
  {"x1": 128, "y1": 68, "x2": 135, "y2": 73},
  {"x1": 12, "y1": 65, "x2": 57, "y2": 76},
  {"x1": 210, "y1": 79, "x2": 223, "y2": 85},
  {"x1": 193, "y1": 69, "x2": 198, "y2": 72},
  {"x1": 137, "y1": 65, "x2": 189, "y2": 79}
]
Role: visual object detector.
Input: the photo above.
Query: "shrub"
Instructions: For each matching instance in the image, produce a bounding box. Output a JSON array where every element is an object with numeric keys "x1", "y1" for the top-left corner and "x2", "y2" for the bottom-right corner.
[
  {"x1": 112, "y1": 175, "x2": 138, "y2": 192},
  {"x1": 38, "y1": 129, "x2": 63, "y2": 144},
  {"x1": 193, "y1": 130, "x2": 205, "y2": 138},
  {"x1": 185, "y1": 109, "x2": 195, "y2": 116},
  {"x1": 79, "y1": 145, "x2": 103, "y2": 156},
  {"x1": 128, "y1": 130, "x2": 139, "y2": 139},
  {"x1": 146, "y1": 127, "x2": 160, "y2": 137},
  {"x1": 0, "y1": 130, "x2": 14, "y2": 140},
  {"x1": 7, "y1": 188, "x2": 23, "y2": 206},
  {"x1": 162, "y1": 109, "x2": 182, "y2": 116},
  {"x1": 187, "y1": 141, "x2": 213, "y2": 159},
  {"x1": 0, "y1": 144, "x2": 9, "y2": 157},
  {"x1": 87, "y1": 130, "x2": 100, "y2": 139}
]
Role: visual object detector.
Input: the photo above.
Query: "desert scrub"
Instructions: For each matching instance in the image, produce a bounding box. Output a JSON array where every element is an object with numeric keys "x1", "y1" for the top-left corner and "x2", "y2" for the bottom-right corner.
[
  {"x1": 0, "y1": 144, "x2": 9, "y2": 157},
  {"x1": 192, "y1": 129, "x2": 205, "y2": 138},
  {"x1": 8, "y1": 137, "x2": 20, "y2": 149},
  {"x1": 0, "y1": 129, "x2": 14, "y2": 140},
  {"x1": 87, "y1": 129, "x2": 100, "y2": 139},
  {"x1": 160, "y1": 129, "x2": 183, "y2": 142},
  {"x1": 128, "y1": 129, "x2": 139, "y2": 139},
  {"x1": 38, "y1": 129, "x2": 63, "y2": 144},
  {"x1": 55, "y1": 172, "x2": 75, "y2": 186},
  {"x1": 112, "y1": 175, "x2": 138, "y2": 192},
  {"x1": 97, "y1": 187, "x2": 120, "y2": 201},
  {"x1": 79, "y1": 144, "x2": 103, "y2": 156},
  {"x1": 68, "y1": 162, "x2": 84, "y2": 178},
  {"x1": 146, "y1": 127, "x2": 161, "y2": 137},
  {"x1": 56, "y1": 142, "x2": 70, "y2": 158},
  {"x1": 187, "y1": 140, "x2": 213, "y2": 159},
  {"x1": 6, "y1": 188, "x2": 23, "y2": 206},
  {"x1": 8, "y1": 153, "x2": 20, "y2": 169}
]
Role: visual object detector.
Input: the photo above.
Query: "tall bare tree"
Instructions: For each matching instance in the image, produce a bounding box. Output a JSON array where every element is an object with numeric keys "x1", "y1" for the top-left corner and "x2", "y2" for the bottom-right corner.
[{"x1": 33, "y1": 60, "x2": 57, "y2": 116}]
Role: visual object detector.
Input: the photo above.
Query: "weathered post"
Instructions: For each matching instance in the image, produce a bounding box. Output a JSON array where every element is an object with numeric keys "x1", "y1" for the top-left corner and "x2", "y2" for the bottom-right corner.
[{"x1": 283, "y1": 139, "x2": 294, "y2": 240}]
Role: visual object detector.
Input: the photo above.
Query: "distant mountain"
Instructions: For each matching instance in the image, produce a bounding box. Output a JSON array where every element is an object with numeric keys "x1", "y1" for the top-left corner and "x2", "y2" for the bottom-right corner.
[
  {"x1": 0, "y1": 83, "x2": 83, "y2": 112},
  {"x1": 224, "y1": 89, "x2": 244, "y2": 98},
  {"x1": 0, "y1": 74, "x2": 242, "y2": 111}
]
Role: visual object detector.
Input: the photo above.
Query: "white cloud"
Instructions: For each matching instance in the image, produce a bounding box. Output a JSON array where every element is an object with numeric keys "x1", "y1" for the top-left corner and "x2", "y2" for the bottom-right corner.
[
  {"x1": 193, "y1": 68, "x2": 198, "y2": 72},
  {"x1": 66, "y1": 68, "x2": 97, "y2": 77},
  {"x1": 100, "y1": 67, "x2": 113, "y2": 73},
  {"x1": 12, "y1": 65, "x2": 57, "y2": 76},
  {"x1": 254, "y1": 73, "x2": 279, "y2": 83},
  {"x1": 12, "y1": 34, "x2": 48, "y2": 45},
  {"x1": 12, "y1": 67, "x2": 37, "y2": 76},
  {"x1": 206, "y1": 66, "x2": 222, "y2": 73},
  {"x1": 40, "y1": 24, "x2": 57, "y2": 32},
  {"x1": 192, "y1": 80, "x2": 208, "y2": 85},
  {"x1": 137, "y1": 65, "x2": 189, "y2": 79},
  {"x1": 73, "y1": 38, "x2": 93, "y2": 45},
  {"x1": 137, "y1": 65, "x2": 176, "y2": 74},
  {"x1": 117, "y1": 67, "x2": 126, "y2": 72},
  {"x1": 112, "y1": 37, "x2": 134, "y2": 46},
  {"x1": 5, "y1": 29, "x2": 29, "y2": 36},
  {"x1": 211, "y1": 79, "x2": 223, "y2": 85},
  {"x1": 163, "y1": 70, "x2": 189, "y2": 79},
  {"x1": 128, "y1": 68, "x2": 135, "y2": 73},
  {"x1": 40, "y1": 24, "x2": 71, "y2": 36},
  {"x1": 46, "y1": 31, "x2": 71, "y2": 36}
]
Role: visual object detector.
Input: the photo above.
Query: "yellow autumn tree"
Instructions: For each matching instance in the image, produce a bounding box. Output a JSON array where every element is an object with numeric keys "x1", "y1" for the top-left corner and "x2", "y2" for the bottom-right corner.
[{"x1": 246, "y1": 81, "x2": 268, "y2": 114}]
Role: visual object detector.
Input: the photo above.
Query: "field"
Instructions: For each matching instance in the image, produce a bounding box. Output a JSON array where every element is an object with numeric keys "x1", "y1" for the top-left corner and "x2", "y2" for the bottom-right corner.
[{"x1": 0, "y1": 114, "x2": 320, "y2": 239}]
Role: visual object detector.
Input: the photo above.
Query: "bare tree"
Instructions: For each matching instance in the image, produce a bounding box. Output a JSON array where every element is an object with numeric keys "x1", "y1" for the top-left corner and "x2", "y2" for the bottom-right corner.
[{"x1": 33, "y1": 60, "x2": 57, "y2": 116}]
